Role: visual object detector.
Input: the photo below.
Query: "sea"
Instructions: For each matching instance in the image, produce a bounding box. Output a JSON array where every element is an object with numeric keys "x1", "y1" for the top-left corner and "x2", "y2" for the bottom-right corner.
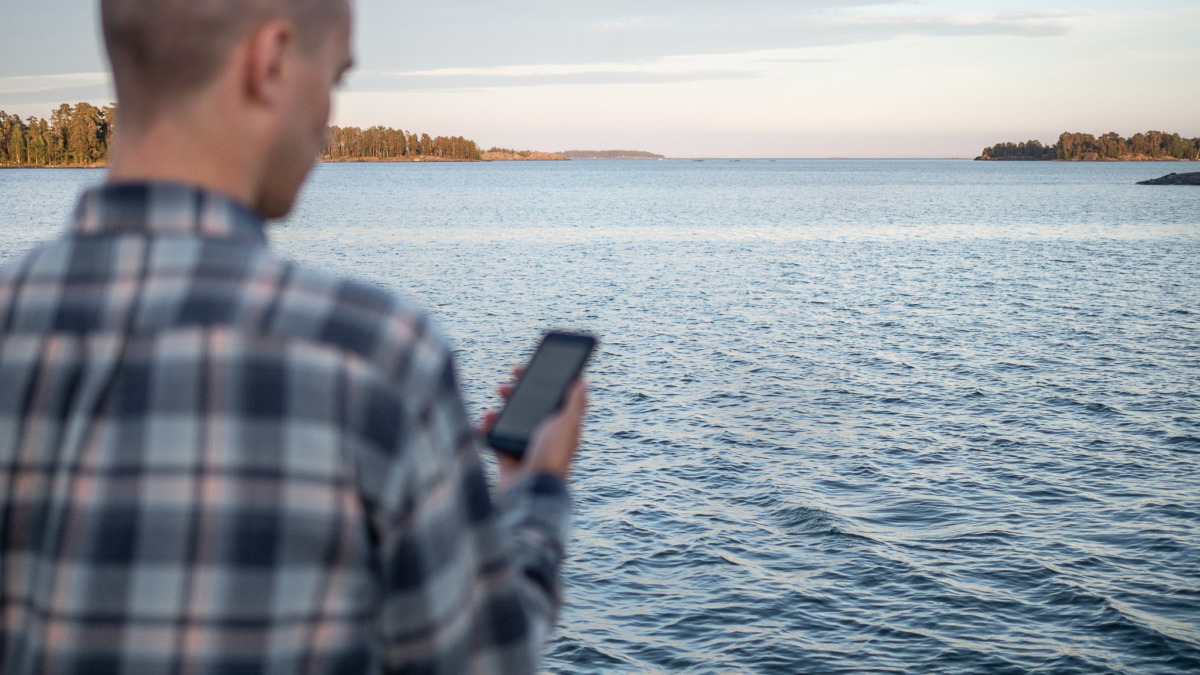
[{"x1": 1, "y1": 160, "x2": 1198, "y2": 673}]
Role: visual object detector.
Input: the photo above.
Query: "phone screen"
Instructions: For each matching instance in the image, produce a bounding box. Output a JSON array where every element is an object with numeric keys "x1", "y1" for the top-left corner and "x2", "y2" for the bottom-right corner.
[{"x1": 489, "y1": 333, "x2": 595, "y2": 456}]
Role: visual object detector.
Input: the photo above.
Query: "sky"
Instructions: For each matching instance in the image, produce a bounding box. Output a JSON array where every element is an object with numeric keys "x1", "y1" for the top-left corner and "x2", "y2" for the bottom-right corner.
[{"x1": 1, "y1": 0, "x2": 1198, "y2": 158}]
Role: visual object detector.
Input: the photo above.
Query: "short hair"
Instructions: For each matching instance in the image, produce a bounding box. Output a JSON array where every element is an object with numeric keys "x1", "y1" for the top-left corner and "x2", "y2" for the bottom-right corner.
[{"x1": 101, "y1": 0, "x2": 345, "y2": 96}]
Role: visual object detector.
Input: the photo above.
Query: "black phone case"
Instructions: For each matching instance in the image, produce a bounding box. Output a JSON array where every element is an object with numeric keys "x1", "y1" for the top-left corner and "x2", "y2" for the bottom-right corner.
[{"x1": 487, "y1": 332, "x2": 596, "y2": 458}]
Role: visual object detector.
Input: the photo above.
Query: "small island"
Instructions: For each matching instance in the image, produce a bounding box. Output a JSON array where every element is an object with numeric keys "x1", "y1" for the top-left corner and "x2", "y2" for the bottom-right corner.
[
  {"x1": 559, "y1": 150, "x2": 665, "y2": 160},
  {"x1": 978, "y1": 131, "x2": 1200, "y2": 161},
  {"x1": 480, "y1": 148, "x2": 568, "y2": 161}
]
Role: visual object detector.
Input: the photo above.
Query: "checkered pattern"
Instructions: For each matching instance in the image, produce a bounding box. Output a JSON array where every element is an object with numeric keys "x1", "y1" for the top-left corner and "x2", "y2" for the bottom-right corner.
[{"x1": 0, "y1": 183, "x2": 570, "y2": 674}]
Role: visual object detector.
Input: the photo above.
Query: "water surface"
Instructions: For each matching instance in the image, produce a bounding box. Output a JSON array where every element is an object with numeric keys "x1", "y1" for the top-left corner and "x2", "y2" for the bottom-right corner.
[{"x1": 3, "y1": 160, "x2": 1198, "y2": 673}]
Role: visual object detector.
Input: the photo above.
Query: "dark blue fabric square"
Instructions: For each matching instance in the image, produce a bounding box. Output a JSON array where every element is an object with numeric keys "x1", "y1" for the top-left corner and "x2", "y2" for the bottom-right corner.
[
  {"x1": 327, "y1": 643, "x2": 371, "y2": 675},
  {"x1": 229, "y1": 510, "x2": 279, "y2": 569},
  {"x1": 360, "y1": 384, "x2": 400, "y2": 453},
  {"x1": 319, "y1": 313, "x2": 378, "y2": 360},
  {"x1": 72, "y1": 653, "x2": 122, "y2": 675},
  {"x1": 93, "y1": 505, "x2": 139, "y2": 564},
  {"x1": 461, "y1": 466, "x2": 492, "y2": 523},
  {"x1": 387, "y1": 537, "x2": 423, "y2": 591},
  {"x1": 178, "y1": 288, "x2": 235, "y2": 325},
  {"x1": 112, "y1": 359, "x2": 152, "y2": 418},
  {"x1": 488, "y1": 593, "x2": 529, "y2": 646},
  {"x1": 243, "y1": 358, "x2": 286, "y2": 418}
]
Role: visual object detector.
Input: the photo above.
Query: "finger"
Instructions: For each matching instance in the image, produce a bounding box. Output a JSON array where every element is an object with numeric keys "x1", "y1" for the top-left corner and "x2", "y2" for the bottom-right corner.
[
  {"x1": 540, "y1": 380, "x2": 587, "y2": 439},
  {"x1": 563, "y1": 378, "x2": 587, "y2": 415},
  {"x1": 498, "y1": 384, "x2": 515, "y2": 400},
  {"x1": 479, "y1": 409, "x2": 499, "y2": 432},
  {"x1": 493, "y1": 452, "x2": 523, "y2": 490},
  {"x1": 495, "y1": 453, "x2": 521, "y2": 473},
  {"x1": 522, "y1": 380, "x2": 587, "y2": 479}
]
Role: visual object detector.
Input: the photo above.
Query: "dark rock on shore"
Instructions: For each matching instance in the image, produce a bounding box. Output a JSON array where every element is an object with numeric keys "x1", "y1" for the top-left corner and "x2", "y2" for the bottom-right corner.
[{"x1": 1137, "y1": 172, "x2": 1200, "y2": 185}]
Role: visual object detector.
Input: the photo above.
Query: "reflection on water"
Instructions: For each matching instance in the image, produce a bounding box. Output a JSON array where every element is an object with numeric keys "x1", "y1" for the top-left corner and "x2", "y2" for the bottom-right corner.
[{"x1": 3, "y1": 161, "x2": 1199, "y2": 673}]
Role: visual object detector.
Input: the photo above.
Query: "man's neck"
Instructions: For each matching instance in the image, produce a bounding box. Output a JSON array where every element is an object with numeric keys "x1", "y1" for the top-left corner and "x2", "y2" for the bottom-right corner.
[{"x1": 106, "y1": 106, "x2": 264, "y2": 213}]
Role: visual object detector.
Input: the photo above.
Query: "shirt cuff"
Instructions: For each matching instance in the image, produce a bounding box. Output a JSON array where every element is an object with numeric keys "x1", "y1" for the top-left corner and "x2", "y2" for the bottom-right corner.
[
  {"x1": 525, "y1": 472, "x2": 570, "y2": 499},
  {"x1": 495, "y1": 472, "x2": 572, "y2": 555}
]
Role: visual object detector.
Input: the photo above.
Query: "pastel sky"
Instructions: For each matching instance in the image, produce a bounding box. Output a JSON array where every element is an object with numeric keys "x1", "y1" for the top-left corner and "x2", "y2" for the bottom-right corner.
[{"x1": 2, "y1": 0, "x2": 1198, "y2": 157}]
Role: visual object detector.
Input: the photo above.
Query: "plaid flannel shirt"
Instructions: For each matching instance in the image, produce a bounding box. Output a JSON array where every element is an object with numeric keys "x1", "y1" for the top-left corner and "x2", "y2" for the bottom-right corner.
[{"x1": 0, "y1": 183, "x2": 570, "y2": 674}]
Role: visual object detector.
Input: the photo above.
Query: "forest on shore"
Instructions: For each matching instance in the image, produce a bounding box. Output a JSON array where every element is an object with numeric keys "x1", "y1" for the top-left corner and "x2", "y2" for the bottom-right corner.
[
  {"x1": 24, "y1": 102, "x2": 1191, "y2": 167},
  {"x1": 0, "y1": 103, "x2": 493, "y2": 166},
  {"x1": 324, "y1": 125, "x2": 484, "y2": 161},
  {"x1": 1, "y1": 105, "x2": 115, "y2": 166},
  {"x1": 980, "y1": 131, "x2": 1200, "y2": 161}
]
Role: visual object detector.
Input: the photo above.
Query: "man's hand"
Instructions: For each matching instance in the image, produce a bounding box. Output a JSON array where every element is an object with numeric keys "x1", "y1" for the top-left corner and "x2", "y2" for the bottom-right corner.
[{"x1": 481, "y1": 371, "x2": 587, "y2": 491}]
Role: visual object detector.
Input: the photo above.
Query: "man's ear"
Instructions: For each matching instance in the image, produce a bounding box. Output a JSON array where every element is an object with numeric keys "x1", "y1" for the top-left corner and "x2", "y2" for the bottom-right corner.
[{"x1": 243, "y1": 19, "x2": 295, "y2": 107}]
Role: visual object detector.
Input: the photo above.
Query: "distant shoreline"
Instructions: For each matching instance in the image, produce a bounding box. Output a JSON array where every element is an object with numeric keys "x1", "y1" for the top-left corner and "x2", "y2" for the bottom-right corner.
[
  {"x1": 319, "y1": 155, "x2": 568, "y2": 163},
  {"x1": 320, "y1": 156, "x2": 480, "y2": 164},
  {"x1": 8, "y1": 157, "x2": 1200, "y2": 170},
  {"x1": 559, "y1": 150, "x2": 665, "y2": 160}
]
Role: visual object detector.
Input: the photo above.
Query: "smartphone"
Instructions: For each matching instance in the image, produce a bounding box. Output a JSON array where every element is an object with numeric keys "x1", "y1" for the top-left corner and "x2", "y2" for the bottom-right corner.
[{"x1": 488, "y1": 331, "x2": 597, "y2": 458}]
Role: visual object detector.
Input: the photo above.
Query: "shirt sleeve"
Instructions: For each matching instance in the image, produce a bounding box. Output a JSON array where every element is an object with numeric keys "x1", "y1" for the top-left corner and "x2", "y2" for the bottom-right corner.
[{"x1": 370, "y1": 323, "x2": 571, "y2": 674}]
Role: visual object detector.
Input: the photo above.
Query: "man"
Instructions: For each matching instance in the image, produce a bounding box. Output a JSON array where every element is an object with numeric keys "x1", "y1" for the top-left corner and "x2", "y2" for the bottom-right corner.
[{"x1": 0, "y1": 0, "x2": 585, "y2": 672}]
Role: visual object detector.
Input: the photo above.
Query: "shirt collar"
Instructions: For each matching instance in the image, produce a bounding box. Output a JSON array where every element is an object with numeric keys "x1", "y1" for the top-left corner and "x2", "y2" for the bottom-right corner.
[{"x1": 70, "y1": 182, "x2": 268, "y2": 246}]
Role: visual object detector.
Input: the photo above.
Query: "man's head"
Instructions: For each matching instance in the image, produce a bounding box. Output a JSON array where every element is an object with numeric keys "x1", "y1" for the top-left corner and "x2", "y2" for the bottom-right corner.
[{"x1": 101, "y1": 0, "x2": 354, "y2": 217}]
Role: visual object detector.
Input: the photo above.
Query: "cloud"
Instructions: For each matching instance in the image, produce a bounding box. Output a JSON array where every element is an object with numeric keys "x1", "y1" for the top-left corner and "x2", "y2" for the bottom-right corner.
[
  {"x1": 0, "y1": 73, "x2": 114, "y2": 112},
  {"x1": 590, "y1": 16, "x2": 659, "y2": 32},
  {"x1": 348, "y1": 51, "x2": 780, "y2": 91},
  {"x1": 361, "y1": 2, "x2": 1070, "y2": 72},
  {"x1": 348, "y1": 69, "x2": 758, "y2": 92},
  {"x1": 818, "y1": 11, "x2": 1070, "y2": 38},
  {"x1": 343, "y1": 9, "x2": 1066, "y2": 92},
  {"x1": 751, "y1": 56, "x2": 841, "y2": 64},
  {"x1": 0, "y1": 73, "x2": 110, "y2": 96}
]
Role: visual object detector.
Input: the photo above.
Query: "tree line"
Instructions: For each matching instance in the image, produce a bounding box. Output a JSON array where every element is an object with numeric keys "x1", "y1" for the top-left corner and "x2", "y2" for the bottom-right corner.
[
  {"x1": 1, "y1": 103, "x2": 485, "y2": 166},
  {"x1": 486, "y1": 147, "x2": 536, "y2": 158},
  {"x1": 981, "y1": 131, "x2": 1200, "y2": 161},
  {"x1": 324, "y1": 126, "x2": 482, "y2": 161},
  {"x1": 1, "y1": 104, "x2": 116, "y2": 166}
]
